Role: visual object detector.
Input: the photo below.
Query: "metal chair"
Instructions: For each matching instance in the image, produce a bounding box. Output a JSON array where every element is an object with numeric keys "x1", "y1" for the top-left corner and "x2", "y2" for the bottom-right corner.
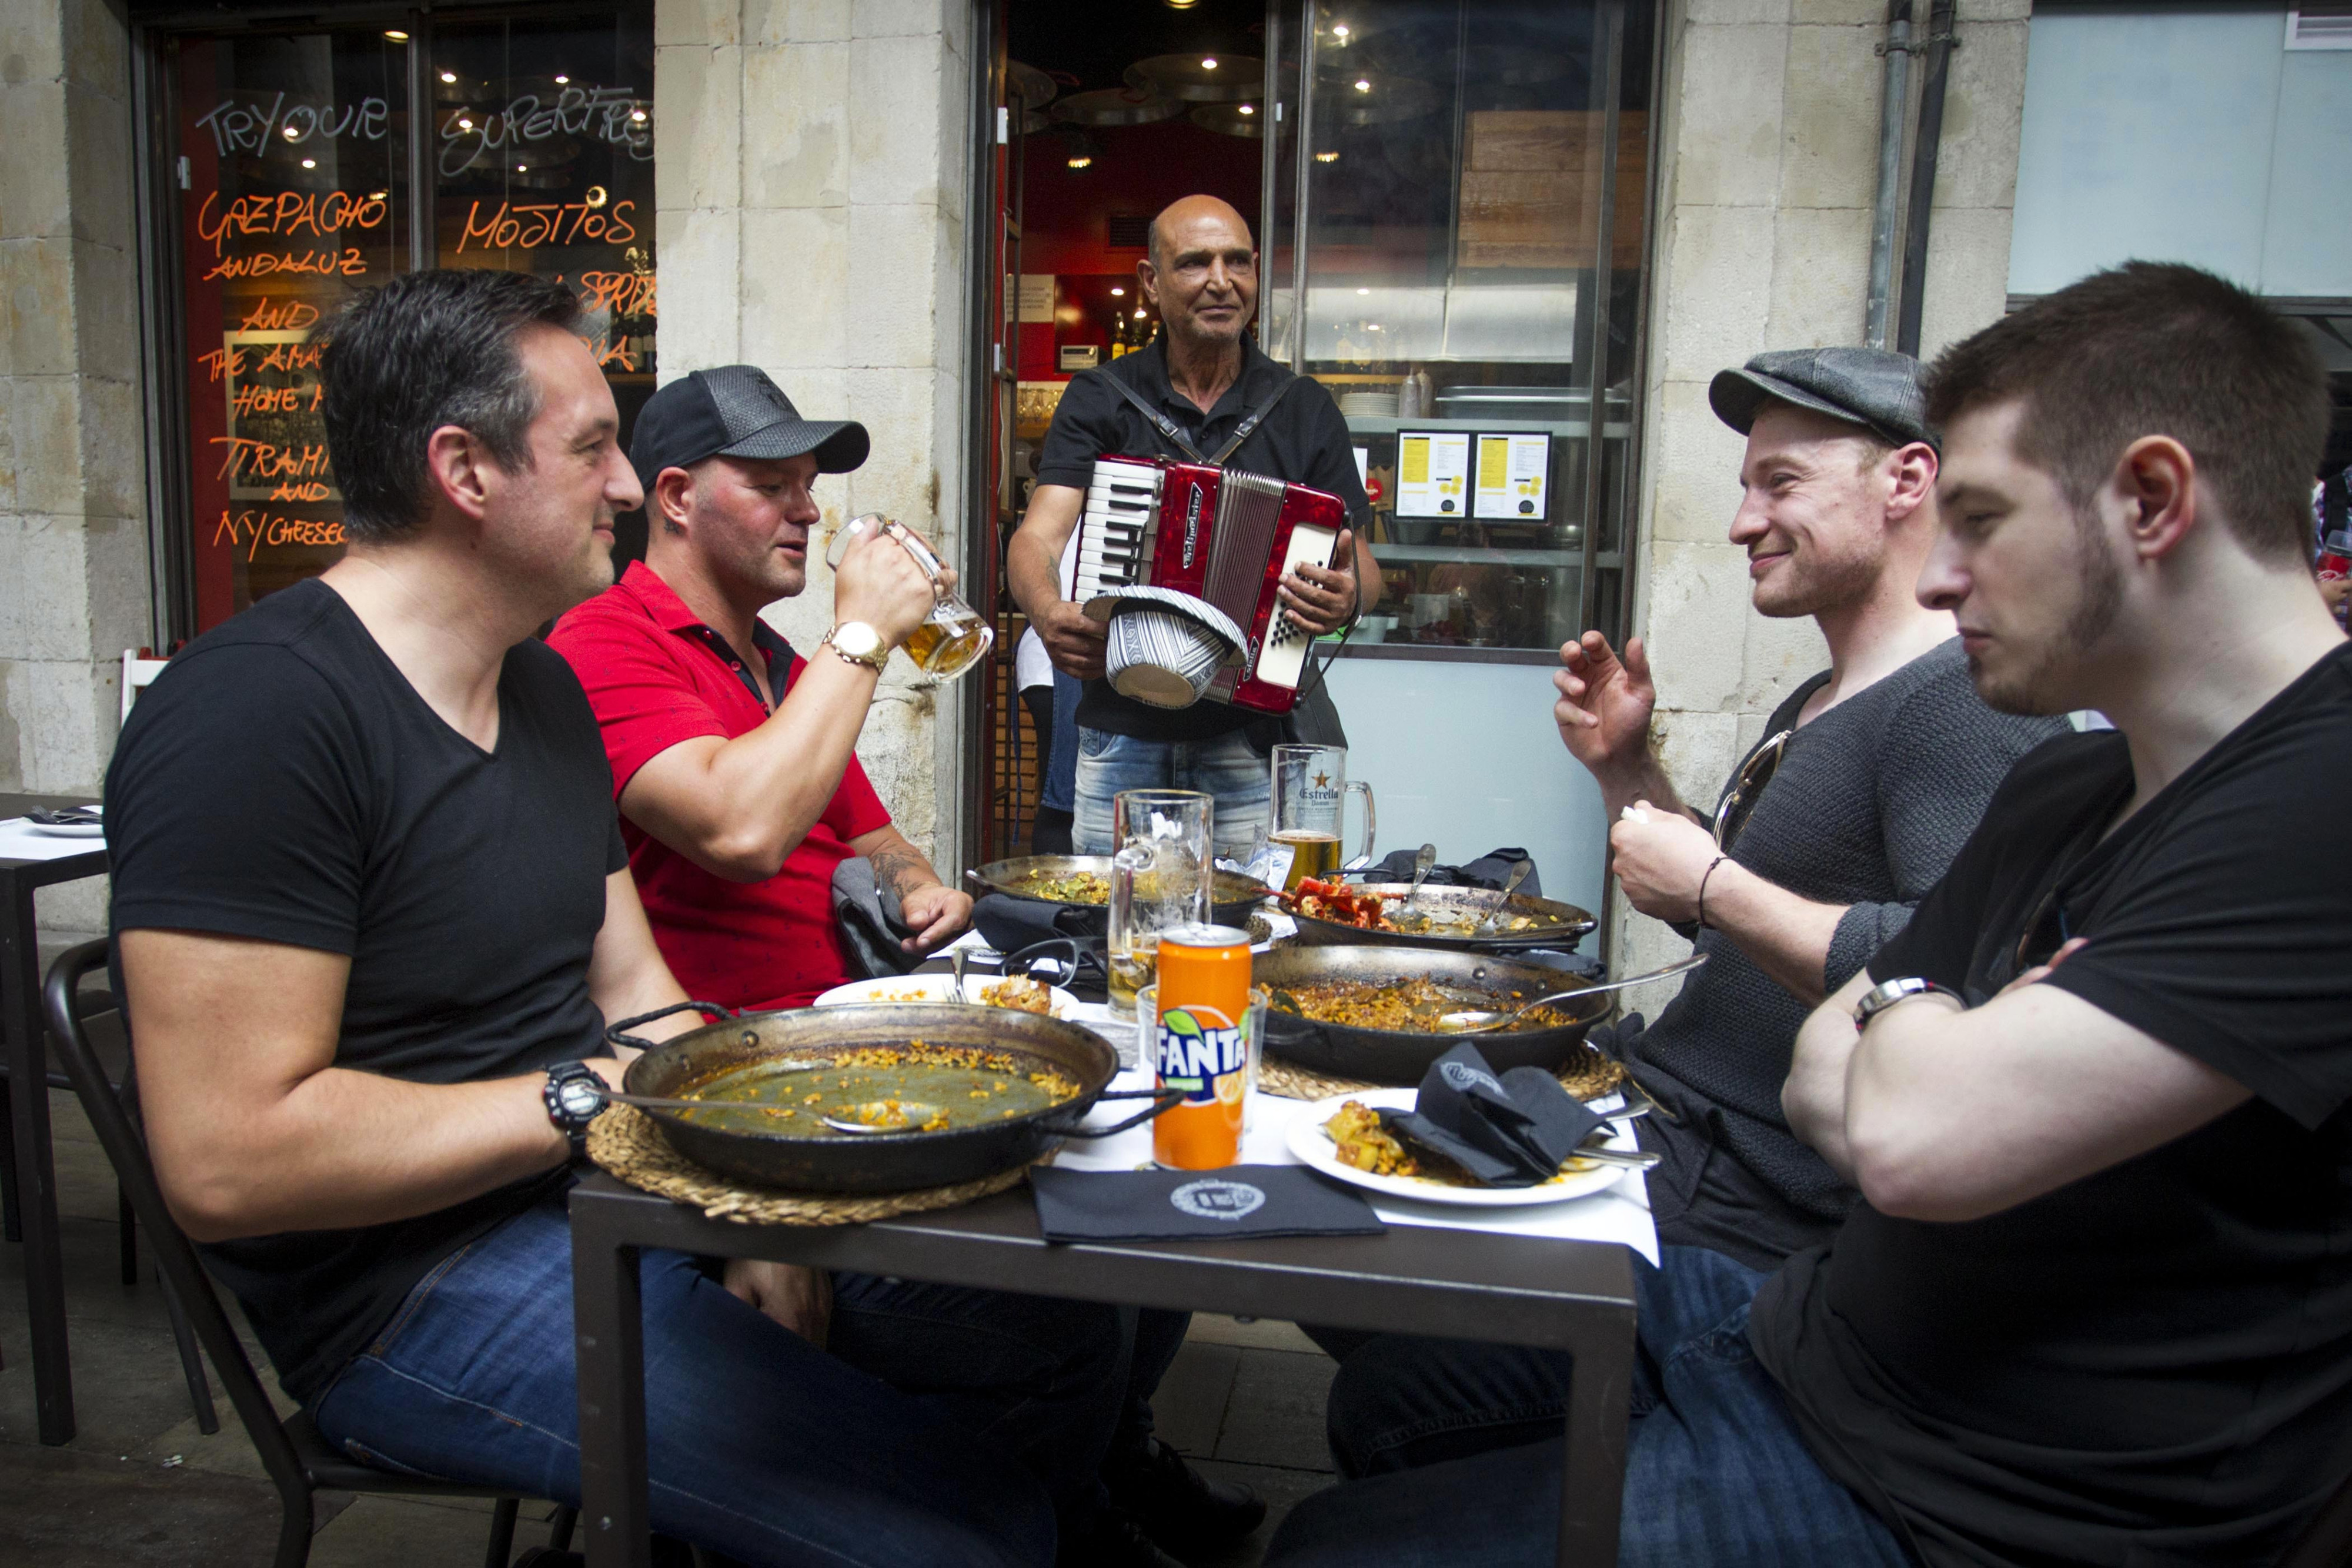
[{"x1": 43, "y1": 940, "x2": 577, "y2": 1568}]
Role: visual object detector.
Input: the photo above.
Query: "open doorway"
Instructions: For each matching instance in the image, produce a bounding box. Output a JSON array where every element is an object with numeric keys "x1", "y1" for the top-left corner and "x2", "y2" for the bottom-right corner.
[{"x1": 983, "y1": 0, "x2": 1269, "y2": 858}]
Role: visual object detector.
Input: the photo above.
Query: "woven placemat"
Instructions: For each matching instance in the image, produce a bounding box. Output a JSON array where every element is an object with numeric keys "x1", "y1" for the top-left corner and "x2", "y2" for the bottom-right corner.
[
  {"x1": 587, "y1": 1104, "x2": 1037, "y2": 1226},
  {"x1": 1258, "y1": 1048, "x2": 1627, "y2": 1104}
]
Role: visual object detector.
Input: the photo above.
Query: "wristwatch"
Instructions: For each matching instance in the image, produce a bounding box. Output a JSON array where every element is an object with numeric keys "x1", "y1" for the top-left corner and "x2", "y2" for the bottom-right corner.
[
  {"x1": 543, "y1": 1061, "x2": 609, "y2": 1156},
  {"x1": 821, "y1": 621, "x2": 888, "y2": 671},
  {"x1": 1852, "y1": 977, "x2": 1966, "y2": 1029}
]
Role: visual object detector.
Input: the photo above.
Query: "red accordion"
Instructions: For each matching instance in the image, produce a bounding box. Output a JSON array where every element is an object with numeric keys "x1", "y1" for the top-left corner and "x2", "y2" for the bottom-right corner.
[{"x1": 1073, "y1": 456, "x2": 1348, "y2": 714}]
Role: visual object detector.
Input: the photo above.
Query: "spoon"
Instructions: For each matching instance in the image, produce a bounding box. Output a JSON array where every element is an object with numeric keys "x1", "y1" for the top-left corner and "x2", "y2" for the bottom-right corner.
[
  {"x1": 1560, "y1": 1142, "x2": 1662, "y2": 1172},
  {"x1": 592, "y1": 1072, "x2": 827, "y2": 1116},
  {"x1": 950, "y1": 942, "x2": 968, "y2": 1001},
  {"x1": 1402, "y1": 843, "x2": 1436, "y2": 912},
  {"x1": 1435, "y1": 952, "x2": 1712, "y2": 1033},
  {"x1": 823, "y1": 1101, "x2": 949, "y2": 1135},
  {"x1": 1470, "y1": 858, "x2": 1534, "y2": 935}
]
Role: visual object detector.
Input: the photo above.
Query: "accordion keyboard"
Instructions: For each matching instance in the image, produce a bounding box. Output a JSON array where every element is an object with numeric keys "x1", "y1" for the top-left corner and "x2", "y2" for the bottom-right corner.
[{"x1": 1073, "y1": 458, "x2": 1161, "y2": 603}]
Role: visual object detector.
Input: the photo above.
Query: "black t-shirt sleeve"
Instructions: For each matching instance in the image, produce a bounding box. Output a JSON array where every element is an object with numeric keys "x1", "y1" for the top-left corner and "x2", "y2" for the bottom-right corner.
[
  {"x1": 107, "y1": 644, "x2": 367, "y2": 955},
  {"x1": 1292, "y1": 382, "x2": 1374, "y2": 530},
  {"x1": 1034, "y1": 371, "x2": 1124, "y2": 489},
  {"x1": 2039, "y1": 748, "x2": 2352, "y2": 1130}
]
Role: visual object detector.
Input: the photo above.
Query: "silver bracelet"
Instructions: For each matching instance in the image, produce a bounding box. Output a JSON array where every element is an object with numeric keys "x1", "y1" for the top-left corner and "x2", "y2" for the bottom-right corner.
[{"x1": 1696, "y1": 855, "x2": 1730, "y2": 929}]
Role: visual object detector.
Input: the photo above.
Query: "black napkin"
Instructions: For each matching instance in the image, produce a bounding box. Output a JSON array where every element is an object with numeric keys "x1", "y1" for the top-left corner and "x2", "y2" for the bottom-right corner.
[
  {"x1": 829, "y1": 858, "x2": 924, "y2": 981},
  {"x1": 1031, "y1": 1164, "x2": 1385, "y2": 1242},
  {"x1": 1379, "y1": 1043, "x2": 1611, "y2": 1188},
  {"x1": 1360, "y1": 846, "x2": 1543, "y2": 898},
  {"x1": 971, "y1": 892, "x2": 1099, "y2": 955}
]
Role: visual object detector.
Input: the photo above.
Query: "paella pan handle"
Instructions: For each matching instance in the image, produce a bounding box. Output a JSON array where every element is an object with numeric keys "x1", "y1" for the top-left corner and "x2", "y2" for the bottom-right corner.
[
  {"x1": 1041, "y1": 1084, "x2": 1187, "y2": 1139},
  {"x1": 603, "y1": 999, "x2": 736, "y2": 1052}
]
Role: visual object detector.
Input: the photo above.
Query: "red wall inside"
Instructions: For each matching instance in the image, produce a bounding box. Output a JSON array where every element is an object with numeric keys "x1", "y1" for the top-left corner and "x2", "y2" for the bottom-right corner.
[{"x1": 1016, "y1": 116, "x2": 1261, "y2": 380}]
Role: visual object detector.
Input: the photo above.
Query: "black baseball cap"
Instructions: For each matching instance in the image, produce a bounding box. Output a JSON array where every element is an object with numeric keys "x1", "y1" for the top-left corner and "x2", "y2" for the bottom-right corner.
[
  {"x1": 628, "y1": 365, "x2": 870, "y2": 496},
  {"x1": 1708, "y1": 347, "x2": 1938, "y2": 454}
]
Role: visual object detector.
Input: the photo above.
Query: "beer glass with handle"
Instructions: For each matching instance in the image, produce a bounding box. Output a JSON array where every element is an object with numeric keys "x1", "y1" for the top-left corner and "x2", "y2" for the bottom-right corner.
[
  {"x1": 823, "y1": 513, "x2": 994, "y2": 679},
  {"x1": 1106, "y1": 790, "x2": 1212, "y2": 1019},
  {"x1": 1269, "y1": 744, "x2": 1375, "y2": 892}
]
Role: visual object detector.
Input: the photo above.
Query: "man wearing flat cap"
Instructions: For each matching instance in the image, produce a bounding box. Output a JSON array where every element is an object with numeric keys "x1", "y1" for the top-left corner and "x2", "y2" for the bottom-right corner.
[
  {"x1": 550, "y1": 365, "x2": 971, "y2": 1018},
  {"x1": 1269, "y1": 348, "x2": 2069, "y2": 1560}
]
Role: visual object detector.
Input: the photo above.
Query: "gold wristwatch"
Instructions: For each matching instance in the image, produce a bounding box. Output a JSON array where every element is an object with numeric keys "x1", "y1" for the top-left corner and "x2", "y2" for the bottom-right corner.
[{"x1": 821, "y1": 621, "x2": 888, "y2": 671}]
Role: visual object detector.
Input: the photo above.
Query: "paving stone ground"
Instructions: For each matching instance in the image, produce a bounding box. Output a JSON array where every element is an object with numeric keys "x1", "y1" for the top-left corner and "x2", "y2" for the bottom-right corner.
[{"x1": 1, "y1": 1086, "x2": 1338, "y2": 1566}]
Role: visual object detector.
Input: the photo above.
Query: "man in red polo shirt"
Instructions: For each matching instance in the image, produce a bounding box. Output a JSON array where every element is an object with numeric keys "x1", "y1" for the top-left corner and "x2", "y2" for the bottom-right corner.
[{"x1": 549, "y1": 365, "x2": 971, "y2": 1012}]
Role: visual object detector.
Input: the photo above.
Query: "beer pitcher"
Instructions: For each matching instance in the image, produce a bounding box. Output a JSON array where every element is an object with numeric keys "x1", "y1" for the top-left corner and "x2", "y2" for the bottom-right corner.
[
  {"x1": 823, "y1": 513, "x2": 994, "y2": 680},
  {"x1": 1268, "y1": 744, "x2": 1375, "y2": 892}
]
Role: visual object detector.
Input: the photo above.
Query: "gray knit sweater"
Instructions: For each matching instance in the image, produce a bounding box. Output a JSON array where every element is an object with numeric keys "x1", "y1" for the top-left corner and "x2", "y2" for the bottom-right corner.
[{"x1": 1628, "y1": 637, "x2": 2066, "y2": 1271}]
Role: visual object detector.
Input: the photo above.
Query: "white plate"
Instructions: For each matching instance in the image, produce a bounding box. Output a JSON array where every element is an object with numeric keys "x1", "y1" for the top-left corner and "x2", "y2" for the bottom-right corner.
[
  {"x1": 1287, "y1": 1089, "x2": 1629, "y2": 1208},
  {"x1": 25, "y1": 820, "x2": 103, "y2": 838},
  {"x1": 813, "y1": 974, "x2": 1081, "y2": 1020}
]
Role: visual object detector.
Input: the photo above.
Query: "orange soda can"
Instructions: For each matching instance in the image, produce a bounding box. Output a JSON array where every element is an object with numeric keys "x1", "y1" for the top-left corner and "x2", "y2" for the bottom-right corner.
[{"x1": 1151, "y1": 925, "x2": 1254, "y2": 1169}]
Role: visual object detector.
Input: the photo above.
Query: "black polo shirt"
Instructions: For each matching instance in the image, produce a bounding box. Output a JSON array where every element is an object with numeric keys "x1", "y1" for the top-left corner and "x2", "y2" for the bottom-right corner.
[{"x1": 1035, "y1": 336, "x2": 1371, "y2": 740}]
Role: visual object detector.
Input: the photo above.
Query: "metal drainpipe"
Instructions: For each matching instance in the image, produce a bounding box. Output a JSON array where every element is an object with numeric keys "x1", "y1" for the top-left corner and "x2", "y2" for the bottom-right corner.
[
  {"x1": 1896, "y1": 0, "x2": 1957, "y2": 357},
  {"x1": 1863, "y1": 0, "x2": 1914, "y2": 350}
]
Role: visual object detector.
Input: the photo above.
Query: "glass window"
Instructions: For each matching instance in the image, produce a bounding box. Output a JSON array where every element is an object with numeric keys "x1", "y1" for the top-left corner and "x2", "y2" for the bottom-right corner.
[
  {"x1": 161, "y1": 5, "x2": 655, "y2": 636},
  {"x1": 1267, "y1": 0, "x2": 1652, "y2": 659}
]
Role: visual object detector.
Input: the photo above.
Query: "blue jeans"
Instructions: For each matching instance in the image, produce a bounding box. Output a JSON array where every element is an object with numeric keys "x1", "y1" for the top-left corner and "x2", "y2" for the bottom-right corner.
[
  {"x1": 311, "y1": 1197, "x2": 1117, "y2": 1567},
  {"x1": 1268, "y1": 1248, "x2": 1915, "y2": 1568},
  {"x1": 1072, "y1": 728, "x2": 1270, "y2": 857}
]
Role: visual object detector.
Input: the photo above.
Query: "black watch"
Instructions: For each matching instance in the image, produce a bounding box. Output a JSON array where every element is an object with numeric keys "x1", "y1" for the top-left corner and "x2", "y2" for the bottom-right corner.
[{"x1": 543, "y1": 1061, "x2": 609, "y2": 1155}]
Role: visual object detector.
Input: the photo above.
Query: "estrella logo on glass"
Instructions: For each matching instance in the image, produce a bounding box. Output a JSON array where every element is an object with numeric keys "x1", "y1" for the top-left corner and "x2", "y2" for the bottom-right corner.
[{"x1": 1154, "y1": 1007, "x2": 1245, "y2": 1104}]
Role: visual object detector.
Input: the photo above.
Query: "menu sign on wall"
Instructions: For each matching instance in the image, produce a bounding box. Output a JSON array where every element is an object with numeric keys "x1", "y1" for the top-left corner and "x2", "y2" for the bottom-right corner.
[{"x1": 1395, "y1": 430, "x2": 1472, "y2": 518}]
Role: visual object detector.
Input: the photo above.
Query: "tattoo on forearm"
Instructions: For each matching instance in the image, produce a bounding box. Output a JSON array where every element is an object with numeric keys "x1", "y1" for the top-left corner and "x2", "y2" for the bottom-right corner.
[{"x1": 868, "y1": 841, "x2": 937, "y2": 900}]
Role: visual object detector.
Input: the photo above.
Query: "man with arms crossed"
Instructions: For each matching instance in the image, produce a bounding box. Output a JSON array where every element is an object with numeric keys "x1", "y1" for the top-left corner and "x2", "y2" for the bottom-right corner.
[
  {"x1": 548, "y1": 367, "x2": 1188, "y2": 1567},
  {"x1": 1550, "y1": 348, "x2": 2062, "y2": 1272},
  {"x1": 1009, "y1": 195, "x2": 1380, "y2": 856},
  {"x1": 105, "y1": 270, "x2": 1054, "y2": 1567},
  {"x1": 1269, "y1": 263, "x2": 2352, "y2": 1563}
]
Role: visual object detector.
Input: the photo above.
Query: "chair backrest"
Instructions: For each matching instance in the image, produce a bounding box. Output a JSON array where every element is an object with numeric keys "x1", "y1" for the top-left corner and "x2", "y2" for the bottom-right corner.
[
  {"x1": 121, "y1": 648, "x2": 169, "y2": 725},
  {"x1": 41, "y1": 940, "x2": 316, "y2": 1507}
]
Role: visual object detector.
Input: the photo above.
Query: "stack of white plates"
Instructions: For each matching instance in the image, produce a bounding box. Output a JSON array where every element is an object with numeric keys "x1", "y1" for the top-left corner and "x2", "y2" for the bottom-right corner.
[{"x1": 1338, "y1": 390, "x2": 1401, "y2": 418}]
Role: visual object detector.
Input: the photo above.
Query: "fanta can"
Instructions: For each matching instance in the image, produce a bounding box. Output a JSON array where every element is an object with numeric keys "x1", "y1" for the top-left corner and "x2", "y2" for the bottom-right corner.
[{"x1": 1152, "y1": 925, "x2": 1253, "y2": 1169}]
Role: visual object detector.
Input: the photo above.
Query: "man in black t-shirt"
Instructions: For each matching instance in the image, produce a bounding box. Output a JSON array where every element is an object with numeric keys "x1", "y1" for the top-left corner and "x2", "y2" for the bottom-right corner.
[
  {"x1": 1008, "y1": 195, "x2": 1379, "y2": 857},
  {"x1": 108, "y1": 270, "x2": 1054, "y2": 1567},
  {"x1": 1267, "y1": 265, "x2": 2352, "y2": 1567}
]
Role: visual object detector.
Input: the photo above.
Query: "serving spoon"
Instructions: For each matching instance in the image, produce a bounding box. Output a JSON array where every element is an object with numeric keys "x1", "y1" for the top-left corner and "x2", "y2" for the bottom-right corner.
[
  {"x1": 1435, "y1": 952, "x2": 1712, "y2": 1032},
  {"x1": 1471, "y1": 858, "x2": 1535, "y2": 935},
  {"x1": 821, "y1": 1101, "x2": 951, "y2": 1135}
]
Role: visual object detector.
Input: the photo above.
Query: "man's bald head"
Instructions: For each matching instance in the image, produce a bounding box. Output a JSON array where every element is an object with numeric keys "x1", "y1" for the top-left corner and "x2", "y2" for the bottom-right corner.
[
  {"x1": 1147, "y1": 195, "x2": 1254, "y2": 272},
  {"x1": 1138, "y1": 195, "x2": 1258, "y2": 353}
]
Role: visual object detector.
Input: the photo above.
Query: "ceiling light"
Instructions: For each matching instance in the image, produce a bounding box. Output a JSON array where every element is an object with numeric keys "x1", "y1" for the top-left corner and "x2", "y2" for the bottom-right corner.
[
  {"x1": 1356, "y1": 287, "x2": 1369, "y2": 295},
  {"x1": 1134, "y1": 308, "x2": 1146, "y2": 319},
  {"x1": 1237, "y1": 103, "x2": 1254, "y2": 115},
  {"x1": 283, "y1": 125, "x2": 300, "y2": 139},
  {"x1": 1354, "y1": 78, "x2": 1372, "y2": 92},
  {"x1": 300, "y1": 158, "x2": 316, "y2": 169},
  {"x1": 439, "y1": 70, "x2": 456, "y2": 83},
  {"x1": 516, "y1": 164, "x2": 527, "y2": 172},
  {"x1": 554, "y1": 74, "x2": 569, "y2": 84},
  {"x1": 630, "y1": 108, "x2": 648, "y2": 122},
  {"x1": 1366, "y1": 323, "x2": 1381, "y2": 331},
  {"x1": 457, "y1": 116, "x2": 474, "y2": 129},
  {"x1": 1164, "y1": 0, "x2": 1200, "y2": 9},
  {"x1": 383, "y1": 29, "x2": 409, "y2": 41},
  {"x1": 1201, "y1": 58, "x2": 1217, "y2": 69},
  {"x1": 1314, "y1": 150, "x2": 1339, "y2": 163},
  {"x1": 369, "y1": 190, "x2": 387, "y2": 200},
  {"x1": 1332, "y1": 23, "x2": 1350, "y2": 37},
  {"x1": 1067, "y1": 153, "x2": 1093, "y2": 169},
  {"x1": 1110, "y1": 286, "x2": 1125, "y2": 296},
  {"x1": 584, "y1": 185, "x2": 609, "y2": 208}
]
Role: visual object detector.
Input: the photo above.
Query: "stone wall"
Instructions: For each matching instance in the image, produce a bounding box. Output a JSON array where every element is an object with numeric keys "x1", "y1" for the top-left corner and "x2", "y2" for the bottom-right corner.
[
  {"x1": 1611, "y1": 0, "x2": 2032, "y2": 1005},
  {"x1": 2, "y1": 0, "x2": 146, "y2": 935},
  {"x1": 654, "y1": 0, "x2": 974, "y2": 864}
]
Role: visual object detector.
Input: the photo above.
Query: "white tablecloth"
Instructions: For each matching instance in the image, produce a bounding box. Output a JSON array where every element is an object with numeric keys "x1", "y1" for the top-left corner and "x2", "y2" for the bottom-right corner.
[{"x1": 0, "y1": 818, "x2": 106, "y2": 862}]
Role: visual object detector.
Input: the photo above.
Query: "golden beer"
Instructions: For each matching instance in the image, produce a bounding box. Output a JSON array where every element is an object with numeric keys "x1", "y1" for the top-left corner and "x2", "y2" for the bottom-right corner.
[
  {"x1": 1272, "y1": 830, "x2": 1343, "y2": 891},
  {"x1": 1107, "y1": 949, "x2": 1157, "y2": 1015},
  {"x1": 904, "y1": 603, "x2": 992, "y2": 680}
]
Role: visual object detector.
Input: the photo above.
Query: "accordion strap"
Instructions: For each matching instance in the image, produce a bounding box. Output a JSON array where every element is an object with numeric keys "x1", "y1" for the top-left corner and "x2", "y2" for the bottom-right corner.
[{"x1": 1104, "y1": 369, "x2": 1298, "y2": 469}]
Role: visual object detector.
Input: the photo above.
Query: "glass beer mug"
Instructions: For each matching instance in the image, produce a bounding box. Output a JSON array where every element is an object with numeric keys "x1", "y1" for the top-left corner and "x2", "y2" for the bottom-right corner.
[
  {"x1": 1269, "y1": 744, "x2": 1375, "y2": 892},
  {"x1": 823, "y1": 513, "x2": 994, "y2": 680}
]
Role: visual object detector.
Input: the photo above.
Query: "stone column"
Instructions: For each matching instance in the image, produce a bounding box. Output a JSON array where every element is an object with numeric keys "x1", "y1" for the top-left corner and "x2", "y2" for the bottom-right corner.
[
  {"x1": 1612, "y1": 0, "x2": 2030, "y2": 1005},
  {"x1": 1, "y1": 0, "x2": 146, "y2": 935},
  {"x1": 655, "y1": 0, "x2": 973, "y2": 864}
]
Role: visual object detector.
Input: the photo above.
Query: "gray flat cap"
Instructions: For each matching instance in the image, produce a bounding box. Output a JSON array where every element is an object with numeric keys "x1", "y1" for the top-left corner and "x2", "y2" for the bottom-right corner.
[{"x1": 1709, "y1": 347, "x2": 1937, "y2": 453}]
